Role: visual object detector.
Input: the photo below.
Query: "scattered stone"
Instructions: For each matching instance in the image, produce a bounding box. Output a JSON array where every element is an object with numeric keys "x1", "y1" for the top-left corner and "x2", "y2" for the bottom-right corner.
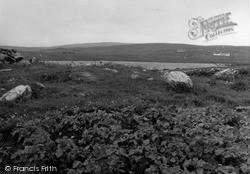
[
  {"x1": 130, "y1": 73, "x2": 140, "y2": 79},
  {"x1": 214, "y1": 68, "x2": 237, "y2": 81},
  {"x1": 34, "y1": 82, "x2": 46, "y2": 88},
  {"x1": 79, "y1": 93, "x2": 86, "y2": 97},
  {"x1": 235, "y1": 106, "x2": 250, "y2": 112},
  {"x1": 163, "y1": 71, "x2": 193, "y2": 90},
  {"x1": 0, "y1": 69, "x2": 12, "y2": 72},
  {"x1": 7, "y1": 78, "x2": 16, "y2": 84},
  {"x1": 17, "y1": 60, "x2": 31, "y2": 66},
  {"x1": 0, "y1": 85, "x2": 32, "y2": 102},
  {"x1": 133, "y1": 71, "x2": 140, "y2": 74},
  {"x1": 1, "y1": 88, "x2": 6, "y2": 92},
  {"x1": 104, "y1": 68, "x2": 118, "y2": 73},
  {"x1": 147, "y1": 77, "x2": 154, "y2": 81},
  {"x1": 224, "y1": 81, "x2": 234, "y2": 86},
  {"x1": 69, "y1": 71, "x2": 96, "y2": 81}
]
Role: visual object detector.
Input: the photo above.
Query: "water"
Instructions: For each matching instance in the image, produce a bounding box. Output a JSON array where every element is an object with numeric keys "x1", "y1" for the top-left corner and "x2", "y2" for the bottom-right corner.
[{"x1": 44, "y1": 61, "x2": 226, "y2": 70}]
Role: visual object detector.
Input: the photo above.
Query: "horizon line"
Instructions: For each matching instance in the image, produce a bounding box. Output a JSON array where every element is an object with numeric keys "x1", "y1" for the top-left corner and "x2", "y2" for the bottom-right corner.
[{"x1": 1, "y1": 42, "x2": 250, "y2": 48}]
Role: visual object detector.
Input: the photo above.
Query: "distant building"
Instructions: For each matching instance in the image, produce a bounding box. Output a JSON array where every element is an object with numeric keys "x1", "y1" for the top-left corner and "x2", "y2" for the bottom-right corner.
[{"x1": 213, "y1": 52, "x2": 230, "y2": 57}]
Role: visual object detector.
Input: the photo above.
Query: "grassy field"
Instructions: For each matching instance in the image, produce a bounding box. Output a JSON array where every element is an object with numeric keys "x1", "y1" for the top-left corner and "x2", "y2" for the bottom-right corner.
[
  {"x1": 4, "y1": 43, "x2": 249, "y2": 64},
  {"x1": 0, "y1": 62, "x2": 250, "y2": 173}
]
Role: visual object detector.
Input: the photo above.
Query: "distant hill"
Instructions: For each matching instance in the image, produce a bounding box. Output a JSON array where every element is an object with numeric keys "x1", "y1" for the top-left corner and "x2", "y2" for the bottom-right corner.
[
  {"x1": 2, "y1": 43, "x2": 250, "y2": 64},
  {"x1": 0, "y1": 42, "x2": 129, "y2": 52},
  {"x1": 49, "y1": 42, "x2": 129, "y2": 49},
  {"x1": 0, "y1": 46, "x2": 47, "y2": 52}
]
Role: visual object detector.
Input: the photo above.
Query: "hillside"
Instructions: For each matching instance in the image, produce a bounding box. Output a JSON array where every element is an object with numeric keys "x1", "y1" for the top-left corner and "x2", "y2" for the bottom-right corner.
[
  {"x1": 18, "y1": 43, "x2": 250, "y2": 64},
  {"x1": 49, "y1": 42, "x2": 129, "y2": 49},
  {"x1": 0, "y1": 42, "x2": 128, "y2": 52},
  {"x1": 1, "y1": 43, "x2": 250, "y2": 64}
]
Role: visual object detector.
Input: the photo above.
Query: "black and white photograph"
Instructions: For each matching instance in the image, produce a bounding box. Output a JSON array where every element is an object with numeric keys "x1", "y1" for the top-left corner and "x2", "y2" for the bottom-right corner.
[{"x1": 0, "y1": 0, "x2": 250, "y2": 173}]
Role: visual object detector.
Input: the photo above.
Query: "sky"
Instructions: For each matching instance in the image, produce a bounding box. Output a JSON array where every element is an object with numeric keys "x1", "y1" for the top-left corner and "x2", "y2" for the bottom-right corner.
[{"x1": 0, "y1": 0, "x2": 250, "y2": 47}]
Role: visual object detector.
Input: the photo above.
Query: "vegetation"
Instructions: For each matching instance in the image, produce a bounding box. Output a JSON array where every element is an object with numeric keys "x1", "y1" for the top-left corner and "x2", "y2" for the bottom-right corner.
[{"x1": 0, "y1": 62, "x2": 250, "y2": 174}]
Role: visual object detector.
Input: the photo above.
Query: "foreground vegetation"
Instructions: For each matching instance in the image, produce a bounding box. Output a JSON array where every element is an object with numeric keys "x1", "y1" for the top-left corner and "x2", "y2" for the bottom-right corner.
[{"x1": 0, "y1": 62, "x2": 250, "y2": 174}]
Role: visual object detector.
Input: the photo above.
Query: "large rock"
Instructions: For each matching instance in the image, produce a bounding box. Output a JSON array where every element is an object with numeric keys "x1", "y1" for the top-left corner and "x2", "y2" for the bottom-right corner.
[
  {"x1": 0, "y1": 85, "x2": 32, "y2": 102},
  {"x1": 30, "y1": 57, "x2": 38, "y2": 63},
  {"x1": 163, "y1": 71, "x2": 193, "y2": 90},
  {"x1": 0, "y1": 48, "x2": 24, "y2": 64},
  {"x1": 214, "y1": 68, "x2": 237, "y2": 81}
]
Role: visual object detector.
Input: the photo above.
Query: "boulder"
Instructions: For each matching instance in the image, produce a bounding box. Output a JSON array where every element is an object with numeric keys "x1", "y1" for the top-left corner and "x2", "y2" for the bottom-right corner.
[
  {"x1": 17, "y1": 60, "x2": 31, "y2": 66},
  {"x1": 69, "y1": 71, "x2": 96, "y2": 81},
  {"x1": 214, "y1": 68, "x2": 237, "y2": 81},
  {"x1": 30, "y1": 57, "x2": 38, "y2": 63},
  {"x1": 0, "y1": 85, "x2": 32, "y2": 102},
  {"x1": 163, "y1": 71, "x2": 193, "y2": 90}
]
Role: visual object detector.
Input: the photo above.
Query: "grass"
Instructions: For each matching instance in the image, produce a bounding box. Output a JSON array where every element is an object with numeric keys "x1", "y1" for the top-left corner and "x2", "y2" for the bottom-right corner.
[
  {"x1": 0, "y1": 62, "x2": 249, "y2": 118},
  {"x1": 1, "y1": 62, "x2": 250, "y2": 174}
]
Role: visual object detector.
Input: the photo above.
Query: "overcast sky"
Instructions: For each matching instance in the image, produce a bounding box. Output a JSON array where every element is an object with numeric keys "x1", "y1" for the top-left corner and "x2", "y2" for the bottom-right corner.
[{"x1": 0, "y1": 0, "x2": 250, "y2": 47}]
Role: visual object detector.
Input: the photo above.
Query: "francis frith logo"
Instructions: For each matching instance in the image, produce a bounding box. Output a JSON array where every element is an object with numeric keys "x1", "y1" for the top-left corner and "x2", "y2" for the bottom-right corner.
[{"x1": 188, "y1": 12, "x2": 237, "y2": 41}]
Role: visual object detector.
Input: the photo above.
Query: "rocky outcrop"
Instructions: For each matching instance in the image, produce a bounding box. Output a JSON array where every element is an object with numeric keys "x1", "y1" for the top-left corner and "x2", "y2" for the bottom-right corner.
[
  {"x1": 0, "y1": 48, "x2": 24, "y2": 64},
  {"x1": 0, "y1": 85, "x2": 32, "y2": 102},
  {"x1": 163, "y1": 71, "x2": 193, "y2": 91}
]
